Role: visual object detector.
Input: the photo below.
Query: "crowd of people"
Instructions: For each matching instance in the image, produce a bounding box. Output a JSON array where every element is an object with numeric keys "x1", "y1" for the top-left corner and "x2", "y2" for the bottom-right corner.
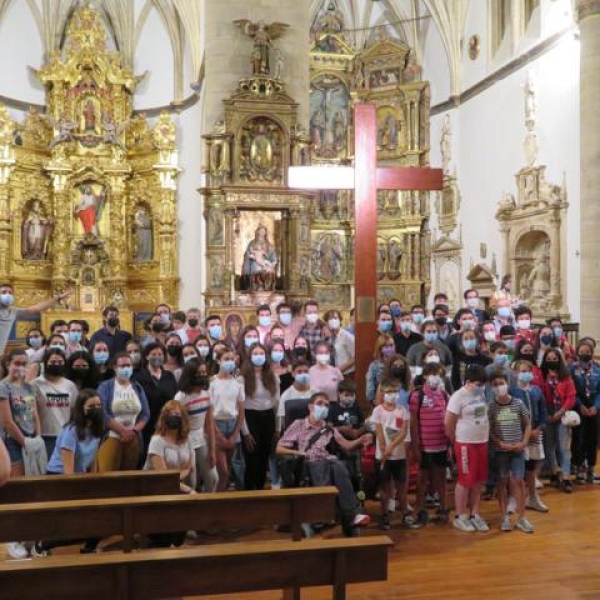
[{"x1": 0, "y1": 277, "x2": 598, "y2": 557}]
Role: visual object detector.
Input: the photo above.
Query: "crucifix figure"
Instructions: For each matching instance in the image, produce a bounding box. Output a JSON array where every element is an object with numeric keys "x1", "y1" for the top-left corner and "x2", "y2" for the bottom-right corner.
[{"x1": 289, "y1": 103, "x2": 443, "y2": 400}]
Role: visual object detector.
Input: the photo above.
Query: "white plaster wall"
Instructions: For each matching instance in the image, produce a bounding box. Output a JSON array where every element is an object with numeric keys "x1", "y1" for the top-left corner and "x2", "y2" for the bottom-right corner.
[
  {"x1": 133, "y1": 6, "x2": 175, "y2": 109},
  {"x1": 428, "y1": 34, "x2": 580, "y2": 319},
  {"x1": 421, "y1": 18, "x2": 451, "y2": 105},
  {"x1": 0, "y1": 1, "x2": 45, "y2": 104}
]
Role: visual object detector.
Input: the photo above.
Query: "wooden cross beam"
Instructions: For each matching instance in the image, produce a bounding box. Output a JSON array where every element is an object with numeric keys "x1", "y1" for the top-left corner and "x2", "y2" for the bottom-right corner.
[{"x1": 289, "y1": 103, "x2": 443, "y2": 401}]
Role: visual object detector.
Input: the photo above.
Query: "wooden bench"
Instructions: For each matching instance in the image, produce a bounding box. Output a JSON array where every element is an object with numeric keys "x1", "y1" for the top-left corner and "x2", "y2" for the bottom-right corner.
[
  {"x1": 0, "y1": 470, "x2": 180, "y2": 504},
  {"x1": 0, "y1": 536, "x2": 393, "y2": 600},
  {"x1": 0, "y1": 486, "x2": 338, "y2": 550}
]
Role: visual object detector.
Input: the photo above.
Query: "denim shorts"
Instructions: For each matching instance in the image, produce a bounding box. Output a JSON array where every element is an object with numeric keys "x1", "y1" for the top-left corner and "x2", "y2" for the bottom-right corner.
[
  {"x1": 215, "y1": 418, "x2": 237, "y2": 438},
  {"x1": 4, "y1": 436, "x2": 24, "y2": 464},
  {"x1": 494, "y1": 451, "x2": 525, "y2": 480}
]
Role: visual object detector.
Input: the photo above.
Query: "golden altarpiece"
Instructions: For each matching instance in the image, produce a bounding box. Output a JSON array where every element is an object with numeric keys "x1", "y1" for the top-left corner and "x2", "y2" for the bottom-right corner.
[
  {"x1": 201, "y1": 11, "x2": 432, "y2": 316},
  {"x1": 0, "y1": 6, "x2": 179, "y2": 333}
]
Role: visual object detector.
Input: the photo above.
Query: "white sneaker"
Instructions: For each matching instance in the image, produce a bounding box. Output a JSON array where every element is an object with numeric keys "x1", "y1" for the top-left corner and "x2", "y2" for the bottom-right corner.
[
  {"x1": 6, "y1": 542, "x2": 29, "y2": 560},
  {"x1": 500, "y1": 514, "x2": 513, "y2": 532},
  {"x1": 526, "y1": 494, "x2": 549, "y2": 513},
  {"x1": 507, "y1": 496, "x2": 516, "y2": 514},
  {"x1": 470, "y1": 514, "x2": 490, "y2": 532},
  {"x1": 516, "y1": 516, "x2": 535, "y2": 533},
  {"x1": 387, "y1": 499, "x2": 396, "y2": 512},
  {"x1": 535, "y1": 477, "x2": 544, "y2": 490},
  {"x1": 453, "y1": 515, "x2": 476, "y2": 532}
]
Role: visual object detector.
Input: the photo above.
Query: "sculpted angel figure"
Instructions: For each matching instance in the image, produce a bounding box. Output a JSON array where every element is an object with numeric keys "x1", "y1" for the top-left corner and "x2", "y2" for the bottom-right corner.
[
  {"x1": 102, "y1": 115, "x2": 130, "y2": 149},
  {"x1": 233, "y1": 19, "x2": 289, "y2": 76},
  {"x1": 42, "y1": 114, "x2": 76, "y2": 149}
]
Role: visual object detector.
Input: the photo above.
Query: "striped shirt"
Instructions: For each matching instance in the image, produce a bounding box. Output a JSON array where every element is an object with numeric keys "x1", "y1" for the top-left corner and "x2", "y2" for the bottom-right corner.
[
  {"x1": 175, "y1": 390, "x2": 212, "y2": 448},
  {"x1": 488, "y1": 396, "x2": 530, "y2": 447},
  {"x1": 409, "y1": 386, "x2": 448, "y2": 452}
]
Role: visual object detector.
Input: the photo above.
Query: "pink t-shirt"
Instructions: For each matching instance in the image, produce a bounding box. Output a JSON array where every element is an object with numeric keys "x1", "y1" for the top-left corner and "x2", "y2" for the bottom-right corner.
[
  {"x1": 308, "y1": 365, "x2": 343, "y2": 402},
  {"x1": 409, "y1": 385, "x2": 448, "y2": 452}
]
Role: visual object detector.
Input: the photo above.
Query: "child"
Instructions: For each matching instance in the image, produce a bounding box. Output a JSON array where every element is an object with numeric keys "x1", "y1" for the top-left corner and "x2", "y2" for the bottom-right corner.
[
  {"x1": 410, "y1": 363, "x2": 450, "y2": 525},
  {"x1": 371, "y1": 382, "x2": 417, "y2": 530},
  {"x1": 276, "y1": 359, "x2": 316, "y2": 433},
  {"x1": 209, "y1": 350, "x2": 245, "y2": 491},
  {"x1": 510, "y1": 360, "x2": 548, "y2": 512},
  {"x1": 488, "y1": 370, "x2": 534, "y2": 533}
]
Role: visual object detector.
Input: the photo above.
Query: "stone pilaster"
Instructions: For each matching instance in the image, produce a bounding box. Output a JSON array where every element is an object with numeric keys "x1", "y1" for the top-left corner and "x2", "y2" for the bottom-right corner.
[{"x1": 579, "y1": 0, "x2": 600, "y2": 338}]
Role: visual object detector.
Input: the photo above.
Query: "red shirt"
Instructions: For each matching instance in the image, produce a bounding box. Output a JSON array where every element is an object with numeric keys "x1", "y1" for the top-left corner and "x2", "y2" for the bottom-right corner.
[{"x1": 409, "y1": 385, "x2": 448, "y2": 452}]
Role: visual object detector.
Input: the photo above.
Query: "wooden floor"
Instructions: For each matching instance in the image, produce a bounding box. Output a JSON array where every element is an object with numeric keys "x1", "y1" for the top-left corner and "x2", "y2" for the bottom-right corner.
[{"x1": 4, "y1": 482, "x2": 600, "y2": 599}]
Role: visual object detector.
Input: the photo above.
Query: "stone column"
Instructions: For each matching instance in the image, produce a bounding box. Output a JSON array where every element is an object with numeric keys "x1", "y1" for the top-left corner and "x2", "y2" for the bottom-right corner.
[{"x1": 580, "y1": 1, "x2": 600, "y2": 337}]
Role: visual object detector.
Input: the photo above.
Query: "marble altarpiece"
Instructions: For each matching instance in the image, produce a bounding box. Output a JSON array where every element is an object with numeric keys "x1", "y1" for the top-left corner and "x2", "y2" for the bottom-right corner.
[{"x1": 0, "y1": 5, "x2": 180, "y2": 335}]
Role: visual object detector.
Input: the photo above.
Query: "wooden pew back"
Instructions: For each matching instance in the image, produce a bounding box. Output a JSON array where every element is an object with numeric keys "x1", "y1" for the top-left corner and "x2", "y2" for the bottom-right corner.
[
  {"x1": 0, "y1": 470, "x2": 180, "y2": 504},
  {"x1": 0, "y1": 486, "x2": 338, "y2": 550},
  {"x1": 0, "y1": 536, "x2": 393, "y2": 600}
]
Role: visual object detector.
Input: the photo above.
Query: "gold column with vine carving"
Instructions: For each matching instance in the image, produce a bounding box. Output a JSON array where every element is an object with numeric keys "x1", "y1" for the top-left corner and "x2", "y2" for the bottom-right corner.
[
  {"x1": 0, "y1": 142, "x2": 15, "y2": 279},
  {"x1": 106, "y1": 173, "x2": 129, "y2": 298},
  {"x1": 47, "y1": 169, "x2": 72, "y2": 290}
]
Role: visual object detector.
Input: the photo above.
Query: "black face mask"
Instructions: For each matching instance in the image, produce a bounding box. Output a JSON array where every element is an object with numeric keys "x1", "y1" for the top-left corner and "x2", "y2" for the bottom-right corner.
[
  {"x1": 165, "y1": 415, "x2": 182, "y2": 430},
  {"x1": 166, "y1": 346, "x2": 181, "y2": 357},
  {"x1": 194, "y1": 375, "x2": 210, "y2": 389},
  {"x1": 391, "y1": 366, "x2": 406, "y2": 379},
  {"x1": 107, "y1": 317, "x2": 119, "y2": 328},
  {"x1": 71, "y1": 367, "x2": 89, "y2": 379},
  {"x1": 294, "y1": 347, "x2": 307, "y2": 357},
  {"x1": 578, "y1": 354, "x2": 592, "y2": 363},
  {"x1": 188, "y1": 319, "x2": 199, "y2": 328},
  {"x1": 45, "y1": 364, "x2": 65, "y2": 378},
  {"x1": 545, "y1": 360, "x2": 560, "y2": 371},
  {"x1": 86, "y1": 408, "x2": 104, "y2": 427},
  {"x1": 520, "y1": 352, "x2": 534, "y2": 361},
  {"x1": 151, "y1": 322, "x2": 164, "y2": 333},
  {"x1": 434, "y1": 317, "x2": 447, "y2": 327}
]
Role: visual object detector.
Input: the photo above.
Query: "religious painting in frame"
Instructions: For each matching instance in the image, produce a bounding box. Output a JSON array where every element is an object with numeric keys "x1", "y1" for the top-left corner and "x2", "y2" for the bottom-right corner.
[{"x1": 310, "y1": 74, "x2": 350, "y2": 160}]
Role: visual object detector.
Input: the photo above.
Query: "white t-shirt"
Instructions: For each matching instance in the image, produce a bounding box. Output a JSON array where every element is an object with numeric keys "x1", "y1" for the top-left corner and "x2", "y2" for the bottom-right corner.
[
  {"x1": 108, "y1": 381, "x2": 142, "y2": 439},
  {"x1": 370, "y1": 404, "x2": 410, "y2": 460},
  {"x1": 446, "y1": 387, "x2": 490, "y2": 444},
  {"x1": 144, "y1": 434, "x2": 194, "y2": 471},
  {"x1": 209, "y1": 377, "x2": 245, "y2": 420},
  {"x1": 277, "y1": 386, "x2": 318, "y2": 418},
  {"x1": 175, "y1": 390, "x2": 212, "y2": 448},
  {"x1": 33, "y1": 376, "x2": 79, "y2": 437}
]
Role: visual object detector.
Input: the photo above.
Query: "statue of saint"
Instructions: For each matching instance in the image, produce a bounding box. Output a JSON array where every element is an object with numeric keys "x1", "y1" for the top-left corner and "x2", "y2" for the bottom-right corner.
[
  {"x1": 440, "y1": 114, "x2": 451, "y2": 174},
  {"x1": 21, "y1": 200, "x2": 53, "y2": 260},
  {"x1": 242, "y1": 225, "x2": 278, "y2": 291},
  {"x1": 83, "y1": 99, "x2": 97, "y2": 132},
  {"x1": 133, "y1": 206, "x2": 153, "y2": 261},
  {"x1": 250, "y1": 124, "x2": 273, "y2": 170},
  {"x1": 234, "y1": 19, "x2": 289, "y2": 76},
  {"x1": 75, "y1": 184, "x2": 105, "y2": 236}
]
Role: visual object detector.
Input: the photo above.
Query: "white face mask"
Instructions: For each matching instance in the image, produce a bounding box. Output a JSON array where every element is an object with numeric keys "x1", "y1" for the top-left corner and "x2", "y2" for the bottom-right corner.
[
  {"x1": 484, "y1": 331, "x2": 496, "y2": 342},
  {"x1": 306, "y1": 313, "x2": 319, "y2": 325},
  {"x1": 494, "y1": 383, "x2": 508, "y2": 397},
  {"x1": 316, "y1": 353, "x2": 330, "y2": 365},
  {"x1": 425, "y1": 355, "x2": 440, "y2": 364},
  {"x1": 518, "y1": 319, "x2": 531, "y2": 330},
  {"x1": 467, "y1": 298, "x2": 479, "y2": 309},
  {"x1": 328, "y1": 318, "x2": 340, "y2": 330},
  {"x1": 383, "y1": 392, "x2": 396, "y2": 406}
]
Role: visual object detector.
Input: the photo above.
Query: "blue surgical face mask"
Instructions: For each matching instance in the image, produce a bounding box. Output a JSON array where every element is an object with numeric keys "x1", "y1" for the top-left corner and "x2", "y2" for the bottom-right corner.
[
  {"x1": 400, "y1": 321, "x2": 412, "y2": 332},
  {"x1": 258, "y1": 316, "x2": 271, "y2": 328},
  {"x1": 295, "y1": 372, "x2": 310, "y2": 385},
  {"x1": 497, "y1": 307, "x2": 512, "y2": 319},
  {"x1": 251, "y1": 354, "x2": 266, "y2": 367},
  {"x1": 94, "y1": 351, "x2": 109, "y2": 365},
  {"x1": 279, "y1": 312, "x2": 292, "y2": 326},
  {"x1": 424, "y1": 332, "x2": 438, "y2": 343},
  {"x1": 412, "y1": 313, "x2": 424, "y2": 325},
  {"x1": 472, "y1": 385, "x2": 484, "y2": 397},
  {"x1": 504, "y1": 339, "x2": 516, "y2": 351},
  {"x1": 220, "y1": 360, "x2": 236, "y2": 373},
  {"x1": 494, "y1": 354, "x2": 508, "y2": 366},
  {"x1": 0, "y1": 293, "x2": 14, "y2": 306},
  {"x1": 313, "y1": 404, "x2": 329, "y2": 421},
  {"x1": 390, "y1": 306, "x2": 401, "y2": 318},
  {"x1": 463, "y1": 339, "x2": 477, "y2": 351},
  {"x1": 49, "y1": 343, "x2": 65, "y2": 351},
  {"x1": 379, "y1": 320, "x2": 393, "y2": 332},
  {"x1": 29, "y1": 337, "x2": 43, "y2": 348},
  {"x1": 117, "y1": 366, "x2": 133, "y2": 380},
  {"x1": 553, "y1": 327, "x2": 563, "y2": 339},
  {"x1": 540, "y1": 334, "x2": 554, "y2": 346},
  {"x1": 271, "y1": 350, "x2": 285, "y2": 363},
  {"x1": 245, "y1": 336, "x2": 259, "y2": 348},
  {"x1": 518, "y1": 372, "x2": 534, "y2": 384},
  {"x1": 68, "y1": 331, "x2": 82, "y2": 344},
  {"x1": 159, "y1": 313, "x2": 170, "y2": 324},
  {"x1": 208, "y1": 325, "x2": 222, "y2": 340}
]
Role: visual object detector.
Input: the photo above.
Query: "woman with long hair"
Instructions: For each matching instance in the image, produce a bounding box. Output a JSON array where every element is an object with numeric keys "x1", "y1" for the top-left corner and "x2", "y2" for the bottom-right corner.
[{"x1": 240, "y1": 343, "x2": 279, "y2": 490}]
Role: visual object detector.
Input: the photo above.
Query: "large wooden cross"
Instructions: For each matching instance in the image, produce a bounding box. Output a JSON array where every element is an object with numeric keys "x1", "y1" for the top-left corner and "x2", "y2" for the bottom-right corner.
[{"x1": 289, "y1": 103, "x2": 443, "y2": 400}]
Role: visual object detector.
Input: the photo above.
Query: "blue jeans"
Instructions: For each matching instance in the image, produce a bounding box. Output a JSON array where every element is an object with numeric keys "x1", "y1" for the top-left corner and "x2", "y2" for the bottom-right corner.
[{"x1": 544, "y1": 420, "x2": 572, "y2": 476}]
